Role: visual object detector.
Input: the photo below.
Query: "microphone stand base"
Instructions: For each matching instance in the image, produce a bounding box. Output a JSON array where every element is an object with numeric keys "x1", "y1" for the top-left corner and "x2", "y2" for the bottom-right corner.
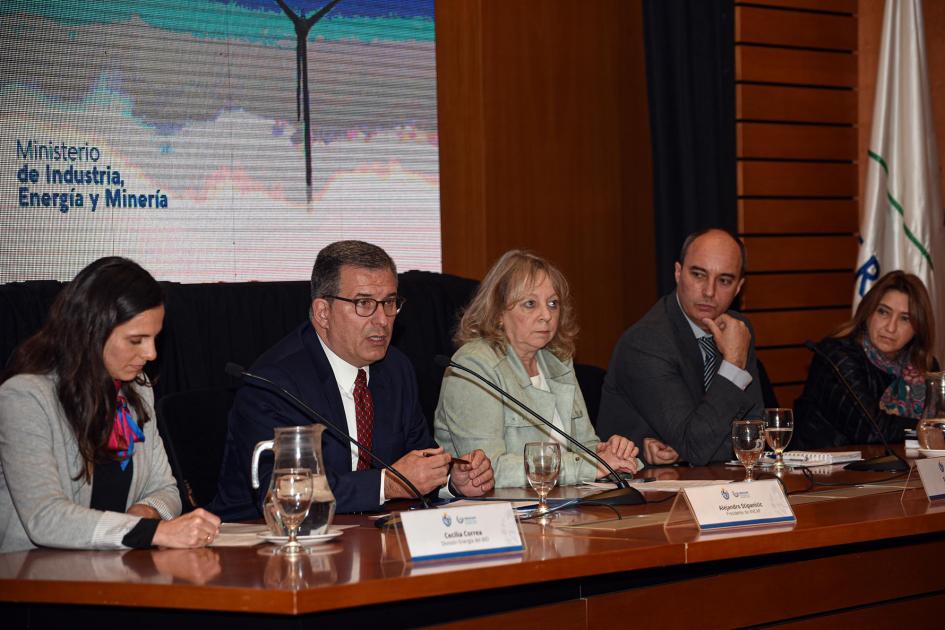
[
  {"x1": 844, "y1": 455, "x2": 910, "y2": 472},
  {"x1": 374, "y1": 513, "x2": 401, "y2": 529},
  {"x1": 583, "y1": 486, "x2": 646, "y2": 506}
]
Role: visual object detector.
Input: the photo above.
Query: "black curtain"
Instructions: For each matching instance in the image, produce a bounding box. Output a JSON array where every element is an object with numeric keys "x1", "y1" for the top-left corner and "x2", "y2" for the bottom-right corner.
[
  {"x1": 642, "y1": 0, "x2": 736, "y2": 295},
  {"x1": 0, "y1": 271, "x2": 477, "y2": 429}
]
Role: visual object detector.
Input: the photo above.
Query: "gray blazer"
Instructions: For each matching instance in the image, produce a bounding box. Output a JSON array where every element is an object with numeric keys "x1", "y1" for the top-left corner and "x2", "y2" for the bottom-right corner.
[
  {"x1": 434, "y1": 339, "x2": 600, "y2": 488},
  {"x1": 596, "y1": 292, "x2": 764, "y2": 465},
  {"x1": 0, "y1": 374, "x2": 181, "y2": 552}
]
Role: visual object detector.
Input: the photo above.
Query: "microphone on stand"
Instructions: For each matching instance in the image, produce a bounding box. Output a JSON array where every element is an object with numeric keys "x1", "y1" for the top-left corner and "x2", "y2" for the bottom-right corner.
[
  {"x1": 801, "y1": 342, "x2": 909, "y2": 472},
  {"x1": 225, "y1": 362, "x2": 431, "y2": 509},
  {"x1": 434, "y1": 355, "x2": 645, "y2": 506}
]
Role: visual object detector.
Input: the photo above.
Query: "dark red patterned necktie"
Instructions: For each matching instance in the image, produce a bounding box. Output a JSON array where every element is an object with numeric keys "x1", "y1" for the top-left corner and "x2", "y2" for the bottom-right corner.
[{"x1": 353, "y1": 369, "x2": 374, "y2": 470}]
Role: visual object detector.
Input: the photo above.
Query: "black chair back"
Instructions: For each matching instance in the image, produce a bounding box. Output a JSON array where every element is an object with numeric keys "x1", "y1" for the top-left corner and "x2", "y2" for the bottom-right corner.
[
  {"x1": 575, "y1": 363, "x2": 606, "y2": 429},
  {"x1": 156, "y1": 387, "x2": 236, "y2": 511},
  {"x1": 756, "y1": 357, "x2": 779, "y2": 409},
  {"x1": 392, "y1": 270, "x2": 478, "y2": 426}
]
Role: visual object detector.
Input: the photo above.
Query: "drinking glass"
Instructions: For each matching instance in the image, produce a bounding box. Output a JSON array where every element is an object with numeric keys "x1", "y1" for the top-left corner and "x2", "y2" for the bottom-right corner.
[
  {"x1": 918, "y1": 372, "x2": 945, "y2": 451},
  {"x1": 763, "y1": 408, "x2": 794, "y2": 469},
  {"x1": 272, "y1": 467, "x2": 314, "y2": 554},
  {"x1": 732, "y1": 419, "x2": 765, "y2": 482},
  {"x1": 524, "y1": 442, "x2": 561, "y2": 514}
]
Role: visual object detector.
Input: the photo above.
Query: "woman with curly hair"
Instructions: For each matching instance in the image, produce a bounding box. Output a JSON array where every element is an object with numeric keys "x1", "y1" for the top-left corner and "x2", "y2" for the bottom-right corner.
[{"x1": 434, "y1": 250, "x2": 640, "y2": 488}]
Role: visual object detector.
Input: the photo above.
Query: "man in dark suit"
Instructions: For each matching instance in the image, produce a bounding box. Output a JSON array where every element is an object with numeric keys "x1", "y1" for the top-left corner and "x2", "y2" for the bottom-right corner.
[
  {"x1": 597, "y1": 229, "x2": 764, "y2": 466},
  {"x1": 212, "y1": 241, "x2": 494, "y2": 519}
]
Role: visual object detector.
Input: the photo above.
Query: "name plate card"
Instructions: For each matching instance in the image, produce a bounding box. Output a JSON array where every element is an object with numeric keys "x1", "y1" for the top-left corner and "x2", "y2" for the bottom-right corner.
[
  {"x1": 683, "y1": 479, "x2": 795, "y2": 530},
  {"x1": 915, "y1": 457, "x2": 945, "y2": 501},
  {"x1": 400, "y1": 502, "x2": 524, "y2": 562}
]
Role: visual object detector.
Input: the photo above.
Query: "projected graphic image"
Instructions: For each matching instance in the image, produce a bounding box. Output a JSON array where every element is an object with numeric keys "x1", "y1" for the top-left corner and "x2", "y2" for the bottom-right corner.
[{"x1": 0, "y1": 0, "x2": 440, "y2": 282}]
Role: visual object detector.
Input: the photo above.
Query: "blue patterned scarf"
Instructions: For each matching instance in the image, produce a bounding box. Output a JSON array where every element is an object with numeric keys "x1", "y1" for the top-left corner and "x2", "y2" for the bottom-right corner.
[{"x1": 108, "y1": 381, "x2": 145, "y2": 470}]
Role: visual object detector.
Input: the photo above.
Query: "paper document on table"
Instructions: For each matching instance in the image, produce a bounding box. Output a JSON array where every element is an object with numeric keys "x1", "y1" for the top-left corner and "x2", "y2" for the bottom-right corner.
[
  {"x1": 781, "y1": 450, "x2": 862, "y2": 464},
  {"x1": 582, "y1": 479, "x2": 734, "y2": 493},
  {"x1": 211, "y1": 523, "x2": 268, "y2": 547},
  {"x1": 444, "y1": 499, "x2": 540, "y2": 510},
  {"x1": 580, "y1": 481, "x2": 618, "y2": 489}
]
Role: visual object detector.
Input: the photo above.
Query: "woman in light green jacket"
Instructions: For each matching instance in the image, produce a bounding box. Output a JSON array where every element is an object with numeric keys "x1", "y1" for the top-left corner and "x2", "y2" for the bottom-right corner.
[{"x1": 434, "y1": 250, "x2": 641, "y2": 488}]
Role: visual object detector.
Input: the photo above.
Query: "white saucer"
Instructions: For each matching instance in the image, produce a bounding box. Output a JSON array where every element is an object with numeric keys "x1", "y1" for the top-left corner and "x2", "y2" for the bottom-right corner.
[
  {"x1": 257, "y1": 528, "x2": 343, "y2": 546},
  {"x1": 917, "y1": 448, "x2": 945, "y2": 458}
]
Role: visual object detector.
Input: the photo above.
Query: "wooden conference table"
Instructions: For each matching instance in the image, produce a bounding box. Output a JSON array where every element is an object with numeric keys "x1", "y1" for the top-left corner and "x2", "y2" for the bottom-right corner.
[{"x1": 2, "y1": 446, "x2": 944, "y2": 629}]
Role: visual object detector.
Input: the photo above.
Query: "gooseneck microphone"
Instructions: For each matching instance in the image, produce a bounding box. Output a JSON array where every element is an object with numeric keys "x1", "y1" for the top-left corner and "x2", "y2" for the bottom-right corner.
[
  {"x1": 225, "y1": 362, "x2": 431, "y2": 508},
  {"x1": 435, "y1": 355, "x2": 645, "y2": 506},
  {"x1": 802, "y1": 341, "x2": 909, "y2": 472}
]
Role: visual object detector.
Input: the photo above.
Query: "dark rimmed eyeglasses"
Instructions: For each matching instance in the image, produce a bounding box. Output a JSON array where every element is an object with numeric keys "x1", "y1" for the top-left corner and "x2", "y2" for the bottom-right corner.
[{"x1": 323, "y1": 295, "x2": 406, "y2": 317}]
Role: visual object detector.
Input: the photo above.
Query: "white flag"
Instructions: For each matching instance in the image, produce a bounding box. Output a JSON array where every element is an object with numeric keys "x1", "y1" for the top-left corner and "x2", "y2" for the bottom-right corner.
[{"x1": 856, "y1": 0, "x2": 945, "y2": 365}]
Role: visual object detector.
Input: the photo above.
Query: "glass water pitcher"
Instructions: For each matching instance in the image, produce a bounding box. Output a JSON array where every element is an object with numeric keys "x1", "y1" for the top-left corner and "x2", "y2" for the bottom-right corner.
[{"x1": 251, "y1": 425, "x2": 336, "y2": 535}]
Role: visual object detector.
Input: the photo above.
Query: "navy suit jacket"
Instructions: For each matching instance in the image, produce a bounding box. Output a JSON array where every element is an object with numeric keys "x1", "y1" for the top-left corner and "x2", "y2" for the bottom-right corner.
[
  {"x1": 596, "y1": 292, "x2": 764, "y2": 465},
  {"x1": 211, "y1": 322, "x2": 436, "y2": 519}
]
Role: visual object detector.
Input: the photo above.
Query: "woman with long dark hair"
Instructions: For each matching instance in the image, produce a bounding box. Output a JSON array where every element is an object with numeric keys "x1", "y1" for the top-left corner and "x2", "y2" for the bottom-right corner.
[
  {"x1": 0, "y1": 257, "x2": 220, "y2": 551},
  {"x1": 794, "y1": 270, "x2": 938, "y2": 449}
]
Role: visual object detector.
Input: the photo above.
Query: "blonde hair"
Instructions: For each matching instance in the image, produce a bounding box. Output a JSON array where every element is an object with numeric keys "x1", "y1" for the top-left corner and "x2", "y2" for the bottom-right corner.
[{"x1": 455, "y1": 250, "x2": 578, "y2": 361}]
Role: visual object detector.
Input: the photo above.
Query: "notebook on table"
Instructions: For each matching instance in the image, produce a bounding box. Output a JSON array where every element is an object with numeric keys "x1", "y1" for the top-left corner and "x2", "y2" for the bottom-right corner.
[{"x1": 781, "y1": 451, "x2": 862, "y2": 465}]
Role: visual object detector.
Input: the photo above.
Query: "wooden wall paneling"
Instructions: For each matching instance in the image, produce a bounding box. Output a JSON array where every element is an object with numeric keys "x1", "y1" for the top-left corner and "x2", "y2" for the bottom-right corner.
[
  {"x1": 751, "y1": 308, "x2": 849, "y2": 347},
  {"x1": 736, "y1": 46, "x2": 857, "y2": 86},
  {"x1": 736, "y1": 6, "x2": 856, "y2": 50},
  {"x1": 585, "y1": 538, "x2": 945, "y2": 629},
  {"x1": 436, "y1": 0, "x2": 488, "y2": 280},
  {"x1": 741, "y1": 236, "x2": 857, "y2": 272},
  {"x1": 615, "y1": 4, "x2": 658, "y2": 352},
  {"x1": 917, "y1": 1, "x2": 945, "y2": 226},
  {"x1": 735, "y1": 1, "x2": 860, "y2": 396},
  {"x1": 737, "y1": 84, "x2": 856, "y2": 124},
  {"x1": 857, "y1": 0, "x2": 884, "y2": 204},
  {"x1": 737, "y1": 162, "x2": 857, "y2": 197},
  {"x1": 478, "y1": 0, "x2": 654, "y2": 368},
  {"x1": 772, "y1": 593, "x2": 945, "y2": 629},
  {"x1": 742, "y1": 272, "x2": 853, "y2": 310},
  {"x1": 737, "y1": 123, "x2": 856, "y2": 160},
  {"x1": 739, "y1": 199, "x2": 858, "y2": 234},
  {"x1": 736, "y1": 0, "x2": 856, "y2": 13},
  {"x1": 437, "y1": 1, "x2": 656, "y2": 368},
  {"x1": 433, "y1": 600, "x2": 587, "y2": 630}
]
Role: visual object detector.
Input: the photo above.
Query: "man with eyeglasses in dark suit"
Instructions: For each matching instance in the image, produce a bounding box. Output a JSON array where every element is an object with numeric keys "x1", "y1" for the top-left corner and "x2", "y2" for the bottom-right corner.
[{"x1": 212, "y1": 241, "x2": 494, "y2": 518}]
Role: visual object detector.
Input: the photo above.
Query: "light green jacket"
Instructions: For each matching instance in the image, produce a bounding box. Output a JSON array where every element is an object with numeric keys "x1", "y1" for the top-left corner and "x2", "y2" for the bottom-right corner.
[{"x1": 434, "y1": 339, "x2": 600, "y2": 488}]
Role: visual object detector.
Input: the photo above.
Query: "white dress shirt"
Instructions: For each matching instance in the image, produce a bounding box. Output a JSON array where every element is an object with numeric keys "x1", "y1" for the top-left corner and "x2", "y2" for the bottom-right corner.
[
  {"x1": 529, "y1": 367, "x2": 569, "y2": 445},
  {"x1": 316, "y1": 332, "x2": 387, "y2": 504}
]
